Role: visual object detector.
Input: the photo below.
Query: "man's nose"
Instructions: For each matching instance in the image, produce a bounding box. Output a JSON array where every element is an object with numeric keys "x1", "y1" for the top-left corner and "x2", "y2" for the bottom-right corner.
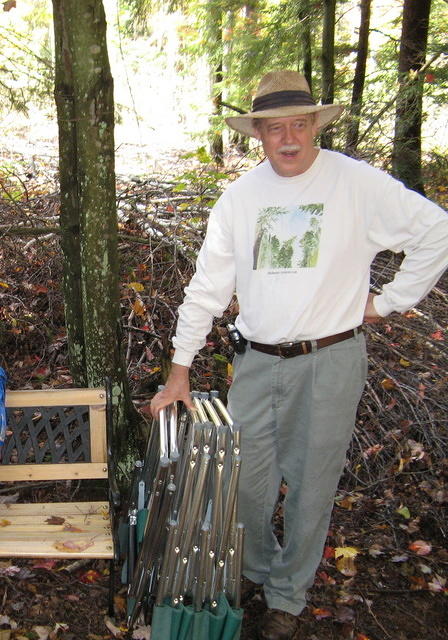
[{"x1": 282, "y1": 126, "x2": 296, "y2": 143}]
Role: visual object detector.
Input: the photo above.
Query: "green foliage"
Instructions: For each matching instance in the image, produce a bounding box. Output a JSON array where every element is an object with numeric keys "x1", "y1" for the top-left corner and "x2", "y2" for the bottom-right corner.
[
  {"x1": 173, "y1": 146, "x2": 228, "y2": 209},
  {"x1": 0, "y1": 0, "x2": 53, "y2": 114}
]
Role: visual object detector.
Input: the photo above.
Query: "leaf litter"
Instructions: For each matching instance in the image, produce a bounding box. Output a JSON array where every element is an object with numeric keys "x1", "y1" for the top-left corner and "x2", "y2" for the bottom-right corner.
[{"x1": 0, "y1": 150, "x2": 447, "y2": 639}]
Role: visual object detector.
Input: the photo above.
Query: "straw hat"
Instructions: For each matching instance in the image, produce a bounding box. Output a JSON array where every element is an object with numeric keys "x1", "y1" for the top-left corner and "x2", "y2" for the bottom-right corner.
[{"x1": 225, "y1": 70, "x2": 344, "y2": 138}]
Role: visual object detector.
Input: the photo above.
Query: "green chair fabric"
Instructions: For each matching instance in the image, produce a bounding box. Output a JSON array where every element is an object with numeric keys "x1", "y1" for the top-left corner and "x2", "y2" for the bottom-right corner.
[{"x1": 150, "y1": 593, "x2": 243, "y2": 640}]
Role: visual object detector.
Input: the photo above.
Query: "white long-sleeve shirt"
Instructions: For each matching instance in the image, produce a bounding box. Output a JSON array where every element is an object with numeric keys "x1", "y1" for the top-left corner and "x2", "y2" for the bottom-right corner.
[{"x1": 173, "y1": 150, "x2": 448, "y2": 367}]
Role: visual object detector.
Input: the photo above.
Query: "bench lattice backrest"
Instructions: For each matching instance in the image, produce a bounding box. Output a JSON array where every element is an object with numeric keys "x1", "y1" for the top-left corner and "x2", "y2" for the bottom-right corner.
[{"x1": 0, "y1": 388, "x2": 108, "y2": 482}]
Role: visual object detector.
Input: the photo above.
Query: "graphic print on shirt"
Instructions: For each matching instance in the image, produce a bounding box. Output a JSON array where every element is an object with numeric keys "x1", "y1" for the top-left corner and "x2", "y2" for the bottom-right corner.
[{"x1": 253, "y1": 203, "x2": 324, "y2": 271}]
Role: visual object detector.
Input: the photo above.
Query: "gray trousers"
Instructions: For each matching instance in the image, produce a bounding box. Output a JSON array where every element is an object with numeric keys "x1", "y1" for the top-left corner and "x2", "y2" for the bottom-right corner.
[{"x1": 228, "y1": 332, "x2": 367, "y2": 615}]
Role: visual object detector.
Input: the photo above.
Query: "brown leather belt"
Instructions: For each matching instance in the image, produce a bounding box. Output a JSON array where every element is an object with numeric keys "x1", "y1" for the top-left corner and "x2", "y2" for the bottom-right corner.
[{"x1": 250, "y1": 326, "x2": 362, "y2": 359}]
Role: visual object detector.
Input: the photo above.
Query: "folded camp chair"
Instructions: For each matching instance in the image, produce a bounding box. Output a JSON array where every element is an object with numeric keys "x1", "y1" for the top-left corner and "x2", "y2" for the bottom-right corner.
[{"x1": 121, "y1": 392, "x2": 244, "y2": 639}]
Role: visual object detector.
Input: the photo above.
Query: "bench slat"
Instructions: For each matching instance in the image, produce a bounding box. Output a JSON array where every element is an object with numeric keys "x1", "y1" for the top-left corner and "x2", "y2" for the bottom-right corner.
[
  {"x1": 0, "y1": 501, "x2": 114, "y2": 559},
  {"x1": 0, "y1": 462, "x2": 108, "y2": 482},
  {"x1": 5, "y1": 388, "x2": 106, "y2": 408},
  {"x1": 89, "y1": 405, "x2": 107, "y2": 463}
]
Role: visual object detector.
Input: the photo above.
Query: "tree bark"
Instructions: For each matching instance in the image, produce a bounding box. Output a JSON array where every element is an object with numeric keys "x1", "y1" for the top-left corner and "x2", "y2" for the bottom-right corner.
[
  {"x1": 52, "y1": 2, "x2": 86, "y2": 385},
  {"x1": 209, "y1": 0, "x2": 224, "y2": 163},
  {"x1": 344, "y1": 0, "x2": 371, "y2": 156},
  {"x1": 52, "y1": 0, "x2": 139, "y2": 475},
  {"x1": 392, "y1": 0, "x2": 431, "y2": 195},
  {"x1": 298, "y1": 0, "x2": 313, "y2": 92},
  {"x1": 320, "y1": 0, "x2": 336, "y2": 149},
  {"x1": 210, "y1": 61, "x2": 224, "y2": 162}
]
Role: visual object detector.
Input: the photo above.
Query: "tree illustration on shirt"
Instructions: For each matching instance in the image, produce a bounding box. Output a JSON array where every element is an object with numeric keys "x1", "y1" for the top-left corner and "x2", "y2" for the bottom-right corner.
[{"x1": 253, "y1": 203, "x2": 323, "y2": 270}]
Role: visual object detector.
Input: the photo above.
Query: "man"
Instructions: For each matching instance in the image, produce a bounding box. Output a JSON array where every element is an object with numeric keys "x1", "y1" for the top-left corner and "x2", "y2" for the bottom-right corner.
[{"x1": 149, "y1": 70, "x2": 448, "y2": 639}]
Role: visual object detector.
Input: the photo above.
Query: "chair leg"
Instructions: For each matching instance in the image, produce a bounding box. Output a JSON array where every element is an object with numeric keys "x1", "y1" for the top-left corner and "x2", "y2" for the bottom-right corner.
[{"x1": 108, "y1": 558, "x2": 115, "y2": 617}]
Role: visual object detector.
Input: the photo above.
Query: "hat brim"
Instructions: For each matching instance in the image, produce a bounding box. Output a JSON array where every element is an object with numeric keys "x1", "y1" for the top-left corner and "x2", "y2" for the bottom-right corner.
[{"x1": 225, "y1": 104, "x2": 344, "y2": 138}]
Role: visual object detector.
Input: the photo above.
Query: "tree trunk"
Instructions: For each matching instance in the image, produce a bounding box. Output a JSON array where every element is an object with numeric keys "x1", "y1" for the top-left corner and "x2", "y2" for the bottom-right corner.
[
  {"x1": 298, "y1": 0, "x2": 312, "y2": 92},
  {"x1": 52, "y1": 4, "x2": 86, "y2": 385},
  {"x1": 52, "y1": 0, "x2": 139, "y2": 476},
  {"x1": 210, "y1": 61, "x2": 224, "y2": 162},
  {"x1": 392, "y1": 0, "x2": 431, "y2": 195},
  {"x1": 209, "y1": 1, "x2": 224, "y2": 163},
  {"x1": 344, "y1": 0, "x2": 371, "y2": 156},
  {"x1": 320, "y1": 0, "x2": 336, "y2": 149}
]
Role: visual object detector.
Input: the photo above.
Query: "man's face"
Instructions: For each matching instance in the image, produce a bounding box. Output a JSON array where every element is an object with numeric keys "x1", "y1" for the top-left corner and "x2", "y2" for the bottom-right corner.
[{"x1": 254, "y1": 114, "x2": 319, "y2": 177}]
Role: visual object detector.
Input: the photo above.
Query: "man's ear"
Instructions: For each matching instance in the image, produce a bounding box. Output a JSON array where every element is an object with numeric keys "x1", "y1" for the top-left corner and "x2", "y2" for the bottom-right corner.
[
  {"x1": 252, "y1": 119, "x2": 262, "y2": 140},
  {"x1": 311, "y1": 114, "x2": 319, "y2": 137}
]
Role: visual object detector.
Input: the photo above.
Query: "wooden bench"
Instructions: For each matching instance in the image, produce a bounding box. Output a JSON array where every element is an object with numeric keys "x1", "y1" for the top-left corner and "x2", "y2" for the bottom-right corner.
[{"x1": 0, "y1": 386, "x2": 120, "y2": 613}]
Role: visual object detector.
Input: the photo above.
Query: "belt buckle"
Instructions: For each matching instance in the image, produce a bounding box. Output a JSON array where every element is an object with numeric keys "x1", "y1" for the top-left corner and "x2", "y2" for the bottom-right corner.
[
  {"x1": 278, "y1": 341, "x2": 295, "y2": 358},
  {"x1": 280, "y1": 340, "x2": 311, "y2": 357}
]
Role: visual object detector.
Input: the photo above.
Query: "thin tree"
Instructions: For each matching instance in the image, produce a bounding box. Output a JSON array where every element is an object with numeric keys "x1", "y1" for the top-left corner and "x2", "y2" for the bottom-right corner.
[
  {"x1": 298, "y1": 0, "x2": 313, "y2": 91},
  {"x1": 321, "y1": 0, "x2": 336, "y2": 149},
  {"x1": 209, "y1": 0, "x2": 224, "y2": 162},
  {"x1": 52, "y1": 0, "x2": 139, "y2": 474},
  {"x1": 392, "y1": 0, "x2": 432, "y2": 195},
  {"x1": 344, "y1": 0, "x2": 371, "y2": 156}
]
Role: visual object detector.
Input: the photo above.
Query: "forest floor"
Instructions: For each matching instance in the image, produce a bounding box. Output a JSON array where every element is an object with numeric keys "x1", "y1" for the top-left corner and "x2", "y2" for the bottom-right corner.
[{"x1": 0, "y1": 143, "x2": 447, "y2": 640}]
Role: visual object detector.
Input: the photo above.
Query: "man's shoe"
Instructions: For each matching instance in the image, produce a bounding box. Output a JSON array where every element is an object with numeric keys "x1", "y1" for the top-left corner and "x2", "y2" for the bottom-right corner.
[
  {"x1": 240, "y1": 576, "x2": 263, "y2": 604},
  {"x1": 258, "y1": 608, "x2": 298, "y2": 640}
]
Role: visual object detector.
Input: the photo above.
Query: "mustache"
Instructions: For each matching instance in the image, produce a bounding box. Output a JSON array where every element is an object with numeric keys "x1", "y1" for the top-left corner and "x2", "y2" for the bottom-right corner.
[{"x1": 278, "y1": 145, "x2": 301, "y2": 153}]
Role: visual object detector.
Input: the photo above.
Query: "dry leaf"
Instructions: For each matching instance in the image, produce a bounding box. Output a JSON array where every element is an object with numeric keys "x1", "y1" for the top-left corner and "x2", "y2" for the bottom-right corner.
[
  {"x1": 396, "y1": 505, "x2": 411, "y2": 519},
  {"x1": 335, "y1": 546, "x2": 359, "y2": 576},
  {"x1": 316, "y1": 570, "x2": 336, "y2": 585},
  {"x1": 62, "y1": 523, "x2": 84, "y2": 533},
  {"x1": 311, "y1": 607, "x2": 333, "y2": 620},
  {"x1": 409, "y1": 540, "x2": 432, "y2": 556},
  {"x1": 0, "y1": 614, "x2": 17, "y2": 629},
  {"x1": 46, "y1": 516, "x2": 65, "y2": 525},
  {"x1": 79, "y1": 569, "x2": 102, "y2": 584},
  {"x1": 129, "y1": 282, "x2": 144, "y2": 292},
  {"x1": 32, "y1": 626, "x2": 50, "y2": 640},
  {"x1": 336, "y1": 496, "x2": 356, "y2": 510},
  {"x1": 334, "y1": 606, "x2": 355, "y2": 623},
  {"x1": 336, "y1": 593, "x2": 363, "y2": 606},
  {"x1": 0, "y1": 565, "x2": 21, "y2": 576},
  {"x1": 410, "y1": 576, "x2": 427, "y2": 590},
  {"x1": 323, "y1": 545, "x2": 335, "y2": 559},
  {"x1": 114, "y1": 595, "x2": 126, "y2": 613},
  {"x1": 418, "y1": 563, "x2": 432, "y2": 575},
  {"x1": 391, "y1": 554, "x2": 408, "y2": 563},
  {"x1": 0, "y1": 519, "x2": 11, "y2": 527},
  {"x1": 3, "y1": 1, "x2": 16, "y2": 13},
  {"x1": 368, "y1": 543, "x2": 384, "y2": 557},
  {"x1": 132, "y1": 626, "x2": 151, "y2": 640},
  {"x1": 132, "y1": 299, "x2": 145, "y2": 316},
  {"x1": 53, "y1": 540, "x2": 94, "y2": 553},
  {"x1": 104, "y1": 616, "x2": 125, "y2": 637},
  {"x1": 362, "y1": 444, "x2": 384, "y2": 458},
  {"x1": 52, "y1": 623, "x2": 69, "y2": 635},
  {"x1": 428, "y1": 574, "x2": 447, "y2": 593},
  {"x1": 32, "y1": 559, "x2": 58, "y2": 570},
  {"x1": 380, "y1": 377, "x2": 396, "y2": 390},
  {"x1": 0, "y1": 493, "x2": 19, "y2": 504}
]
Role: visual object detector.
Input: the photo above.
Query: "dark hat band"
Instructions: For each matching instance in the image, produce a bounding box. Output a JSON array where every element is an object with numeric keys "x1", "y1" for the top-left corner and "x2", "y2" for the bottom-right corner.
[{"x1": 252, "y1": 90, "x2": 316, "y2": 112}]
